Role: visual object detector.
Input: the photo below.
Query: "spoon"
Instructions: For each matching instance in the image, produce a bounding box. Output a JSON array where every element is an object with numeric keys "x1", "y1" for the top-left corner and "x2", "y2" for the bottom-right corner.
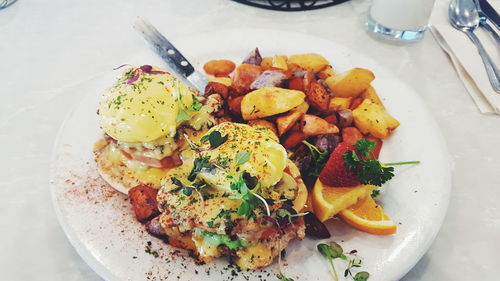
[{"x1": 449, "y1": 0, "x2": 500, "y2": 93}]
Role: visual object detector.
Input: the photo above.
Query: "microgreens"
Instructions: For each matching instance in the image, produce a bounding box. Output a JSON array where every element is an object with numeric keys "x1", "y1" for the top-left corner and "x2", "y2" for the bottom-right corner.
[
  {"x1": 187, "y1": 156, "x2": 213, "y2": 181},
  {"x1": 276, "y1": 208, "x2": 309, "y2": 224},
  {"x1": 317, "y1": 242, "x2": 370, "y2": 281},
  {"x1": 229, "y1": 172, "x2": 270, "y2": 219},
  {"x1": 302, "y1": 140, "x2": 331, "y2": 177},
  {"x1": 188, "y1": 94, "x2": 203, "y2": 111},
  {"x1": 276, "y1": 273, "x2": 295, "y2": 281}
]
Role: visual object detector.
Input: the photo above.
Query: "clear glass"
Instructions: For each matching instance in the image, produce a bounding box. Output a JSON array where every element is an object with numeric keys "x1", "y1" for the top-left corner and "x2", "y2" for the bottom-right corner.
[{"x1": 366, "y1": 0, "x2": 436, "y2": 42}]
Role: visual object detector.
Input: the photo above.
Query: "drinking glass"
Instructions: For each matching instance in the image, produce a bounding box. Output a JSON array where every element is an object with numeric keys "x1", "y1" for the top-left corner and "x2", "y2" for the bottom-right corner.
[{"x1": 366, "y1": 0, "x2": 436, "y2": 42}]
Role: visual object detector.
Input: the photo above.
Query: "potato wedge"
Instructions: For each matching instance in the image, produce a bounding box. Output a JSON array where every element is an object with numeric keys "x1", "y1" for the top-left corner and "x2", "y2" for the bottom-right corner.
[
  {"x1": 261, "y1": 57, "x2": 273, "y2": 68},
  {"x1": 317, "y1": 65, "x2": 336, "y2": 80},
  {"x1": 207, "y1": 77, "x2": 232, "y2": 86},
  {"x1": 203, "y1": 59, "x2": 236, "y2": 76},
  {"x1": 352, "y1": 99, "x2": 399, "y2": 139},
  {"x1": 360, "y1": 85, "x2": 384, "y2": 108},
  {"x1": 293, "y1": 101, "x2": 309, "y2": 114},
  {"x1": 248, "y1": 119, "x2": 278, "y2": 136},
  {"x1": 272, "y1": 55, "x2": 288, "y2": 70},
  {"x1": 276, "y1": 111, "x2": 304, "y2": 136},
  {"x1": 325, "y1": 68, "x2": 375, "y2": 98},
  {"x1": 282, "y1": 131, "x2": 308, "y2": 149},
  {"x1": 288, "y1": 53, "x2": 329, "y2": 72},
  {"x1": 228, "y1": 96, "x2": 244, "y2": 118},
  {"x1": 306, "y1": 81, "x2": 330, "y2": 112},
  {"x1": 241, "y1": 87, "x2": 305, "y2": 120},
  {"x1": 329, "y1": 97, "x2": 351, "y2": 111},
  {"x1": 301, "y1": 114, "x2": 339, "y2": 136}
]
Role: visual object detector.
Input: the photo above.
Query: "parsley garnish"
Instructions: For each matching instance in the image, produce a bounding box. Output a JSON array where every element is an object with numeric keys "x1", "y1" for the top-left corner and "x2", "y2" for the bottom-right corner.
[
  {"x1": 235, "y1": 150, "x2": 251, "y2": 165},
  {"x1": 276, "y1": 208, "x2": 309, "y2": 224},
  {"x1": 344, "y1": 139, "x2": 420, "y2": 187},
  {"x1": 200, "y1": 130, "x2": 228, "y2": 149},
  {"x1": 176, "y1": 108, "x2": 191, "y2": 123}
]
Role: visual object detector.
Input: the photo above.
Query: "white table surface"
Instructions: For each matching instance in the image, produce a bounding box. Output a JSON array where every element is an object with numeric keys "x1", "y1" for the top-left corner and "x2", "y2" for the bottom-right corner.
[{"x1": 1, "y1": 0, "x2": 499, "y2": 280}]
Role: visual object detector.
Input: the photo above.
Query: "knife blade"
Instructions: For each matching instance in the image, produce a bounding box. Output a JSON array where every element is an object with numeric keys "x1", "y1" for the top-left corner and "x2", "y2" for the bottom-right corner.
[
  {"x1": 133, "y1": 19, "x2": 207, "y2": 92},
  {"x1": 477, "y1": 0, "x2": 500, "y2": 30}
]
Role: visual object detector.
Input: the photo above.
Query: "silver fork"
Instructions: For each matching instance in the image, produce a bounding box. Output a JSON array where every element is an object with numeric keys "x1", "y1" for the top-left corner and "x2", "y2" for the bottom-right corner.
[{"x1": 0, "y1": 0, "x2": 17, "y2": 9}]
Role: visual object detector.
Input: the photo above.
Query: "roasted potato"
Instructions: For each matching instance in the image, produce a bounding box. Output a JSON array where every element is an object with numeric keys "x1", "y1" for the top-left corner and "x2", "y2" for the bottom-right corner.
[
  {"x1": 250, "y1": 70, "x2": 287, "y2": 90},
  {"x1": 276, "y1": 111, "x2": 304, "y2": 136},
  {"x1": 207, "y1": 77, "x2": 232, "y2": 86},
  {"x1": 248, "y1": 119, "x2": 278, "y2": 136},
  {"x1": 241, "y1": 87, "x2": 305, "y2": 120},
  {"x1": 128, "y1": 185, "x2": 160, "y2": 222},
  {"x1": 261, "y1": 57, "x2": 273, "y2": 69},
  {"x1": 272, "y1": 55, "x2": 288, "y2": 70},
  {"x1": 288, "y1": 77, "x2": 304, "y2": 91},
  {"x1": 282, "y1": 131, "x2": 308, "y2": 149},
  {"x1": 228, "y1": 96, "x2": 244, "y2": 118},
  {"x1": 317, "y1": 65, "x2": 336, "y2": 80},
  {"x1": 203, "y1": 59, "x2": 236, "y2": 76},
  {"x1": 329, "y1": 97, "x2": 351, "y2": 111},
  {"x1": 204, "y1": 82, "x2": 229, "y2": 99},
  {"x1": 352, "y1": 99, "x2": 399, "y2": 139},
  {"x1": 301, "y1": 114, "x2": 339, "y2": 136},
  {"x1": 288, "y1": 53, "x2": 329, "y2": 72},
  {"x1": 293, "y1": 101, "x2": 310, "y2": 114},
  {"x1": 242, "y1": 48, "x2": 263, "y2": 65},
  {"x1": 360, "y1": 85, "x2": 384, "y2": 107},
  {"x1": 306, "y1": 81, "x2": 330, "y2": 112},
  {"x1": 325, "y1": 68, "x2": 375, "y2": 98},
  {"x1": 232, "y1": 64, "x2": 263, "y2": 94},
  {"x1": 337, "y1": 109, "x2": 354, "y2": 127}
]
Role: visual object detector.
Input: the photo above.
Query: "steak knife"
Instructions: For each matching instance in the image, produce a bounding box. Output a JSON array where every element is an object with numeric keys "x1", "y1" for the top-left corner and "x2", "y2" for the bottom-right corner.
[{"x1": 133, "y1": 19, "x2": 207, "y2": 92}]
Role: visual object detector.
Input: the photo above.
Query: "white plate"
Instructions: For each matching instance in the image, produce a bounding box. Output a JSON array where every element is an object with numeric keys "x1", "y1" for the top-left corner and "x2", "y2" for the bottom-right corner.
[{"x1": 50, "y1": 29, "x2": 451, "y2": 281}]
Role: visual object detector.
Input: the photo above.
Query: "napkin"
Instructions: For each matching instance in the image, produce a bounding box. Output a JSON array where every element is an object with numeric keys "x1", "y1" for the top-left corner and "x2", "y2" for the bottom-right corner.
[{"x1": 430, "y1": 0, "x2": 500, "y2": 114}]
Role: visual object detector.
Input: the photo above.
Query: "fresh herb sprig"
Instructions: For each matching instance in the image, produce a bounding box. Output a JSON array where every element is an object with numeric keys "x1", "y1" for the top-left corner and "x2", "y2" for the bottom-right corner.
[
  {"x1": 229, "y1": 172, "x2": 270, "y2": 218},
  {"x1": 200, "y1": 130, "x2": 228, "y2": 149},
  {"x1": 276, "y1": 273, "x2": 295, "y2": 281},
  {"x1": 235, "y1": 150, "x2": 251, "y2": 165},
  {"x1": 302, "y1": 140, "x2": 331, "y2": 177},
  {"x1": 317, "y1": 242, "x2": 370, "y2": 281},
  {"x1": 317, "y1": 242, "x2": 343, "y2": 281},
  {"x1": 344, "y1": 139, "x2": 420, "y2": 187},
  {"x1": 187, "y1": 156, "x2": 213, "y2": 181}
]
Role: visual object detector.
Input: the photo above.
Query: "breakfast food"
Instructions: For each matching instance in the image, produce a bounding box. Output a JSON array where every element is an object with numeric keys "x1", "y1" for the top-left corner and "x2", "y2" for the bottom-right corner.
[
  {"x1": 94, "y1": 65, "x2": 222, "y2": 193},
  {"x1": 142, "y1": 122, "x2": 307, "y2": 269},
  {"x1": 92, "y1": 48, "x2": 417, "y2": 275}
]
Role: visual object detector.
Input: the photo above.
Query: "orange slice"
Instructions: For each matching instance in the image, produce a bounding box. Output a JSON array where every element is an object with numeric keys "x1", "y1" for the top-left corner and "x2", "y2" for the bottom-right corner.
[
  {"x1": 311, "y1": 179, "x2": 376, "y2": 222},
  {"x1": 339, "y1": 196, "x2": 397, "y2": 235}
]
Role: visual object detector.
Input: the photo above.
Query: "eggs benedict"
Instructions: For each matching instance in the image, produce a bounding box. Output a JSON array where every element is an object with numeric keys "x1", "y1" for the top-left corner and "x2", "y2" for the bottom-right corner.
[
  {"x1": 155, "y1": 122, "x2": 308, "y2": 270},
  {"x1": 94, "y1": 65, "x2": 221, "y2": 193}
]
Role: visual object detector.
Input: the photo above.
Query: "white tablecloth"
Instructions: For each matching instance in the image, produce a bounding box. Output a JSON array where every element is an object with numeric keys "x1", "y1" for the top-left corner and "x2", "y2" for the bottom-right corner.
[{"x1": 1, "y1": 0, "x2": 499, "y2": 280}]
